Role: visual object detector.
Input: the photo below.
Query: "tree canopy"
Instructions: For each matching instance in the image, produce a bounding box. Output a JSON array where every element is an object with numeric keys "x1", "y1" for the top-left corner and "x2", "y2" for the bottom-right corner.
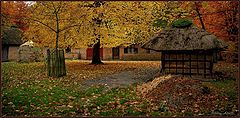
[{"x1": 21, "y1": 1, "x2": 192, "y2": 49}]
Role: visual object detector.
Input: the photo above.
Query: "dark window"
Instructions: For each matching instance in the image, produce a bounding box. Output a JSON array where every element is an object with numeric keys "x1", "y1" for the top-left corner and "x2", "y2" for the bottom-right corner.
[
  {"x1": 124, "y1": 46, "x2": 138, "y2": 54},
  {"x1": 134, "y1": 48, "x2": 138, "y2": 54},
  {"x1": 124, "y1": 48, "x2": 128, "y2": 54},
  {"x1": 66, "y1": 47, "x2": 71, "y2": 53}
]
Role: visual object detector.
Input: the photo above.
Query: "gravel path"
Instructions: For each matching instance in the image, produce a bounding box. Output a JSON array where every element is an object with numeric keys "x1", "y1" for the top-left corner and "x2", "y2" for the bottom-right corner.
[{"x1": 81, "y1": 68, "x2": 159, "y2": 88}]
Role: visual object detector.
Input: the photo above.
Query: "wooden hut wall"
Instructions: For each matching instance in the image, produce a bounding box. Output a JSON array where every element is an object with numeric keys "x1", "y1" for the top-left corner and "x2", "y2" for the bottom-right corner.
[{"x1": 161, "y1": 50, "x2": 214, "y2": 77}]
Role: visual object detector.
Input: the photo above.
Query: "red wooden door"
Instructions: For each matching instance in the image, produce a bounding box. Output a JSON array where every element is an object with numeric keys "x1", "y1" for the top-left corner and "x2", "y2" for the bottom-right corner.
[
  {"x1": 86, "y1": 48, "x2": 92, "y2": 60},
  {"x1": 86, "y1": 48, "x2": 103, "y2": 60}
]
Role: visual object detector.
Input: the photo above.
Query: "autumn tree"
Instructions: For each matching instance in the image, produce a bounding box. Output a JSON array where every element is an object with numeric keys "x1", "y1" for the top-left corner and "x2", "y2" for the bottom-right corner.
[
  {"x1": 79, "y1": 1, "x2": 192, "y2": 64},
  {"x1": 193, "y1": 1, "x2": 238, "y2": 42},
  {"x1": 1, "y1": 1, "x2": 30, "y2": 31},
  {"x1": 24, "y1": 1, "x2": 193, "y2": 65},
  {"x1": 23, "y1": 1, "x2": 92, "y2": 76},
  {"x1": 1, "y1": 1, "x2": 30, "y2": 45},
  {"x1": 190, "y1": 1, "x2": 239, "y2": 62}
]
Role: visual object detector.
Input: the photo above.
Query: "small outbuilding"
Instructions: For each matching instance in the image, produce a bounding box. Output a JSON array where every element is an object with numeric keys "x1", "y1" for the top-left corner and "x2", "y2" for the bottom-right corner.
[
  {"x1": 2, "y1": 27, "x2": 23, "y2": 61},
  {"x1": 142, "y1": 26, "x2": 227, "y2": 78},
  {"x1": 18, "y1": 41, "x2": 44, "y2": 62}
]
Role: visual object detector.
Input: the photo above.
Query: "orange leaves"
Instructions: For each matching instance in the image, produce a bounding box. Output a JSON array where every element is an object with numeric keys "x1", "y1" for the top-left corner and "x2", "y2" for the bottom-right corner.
[
  {"x1": 193, "y1": 1, "x2": 238, "y2": 42},
  {"x1": 2, "y1": 1, "x2": 30, "y2": 31}
]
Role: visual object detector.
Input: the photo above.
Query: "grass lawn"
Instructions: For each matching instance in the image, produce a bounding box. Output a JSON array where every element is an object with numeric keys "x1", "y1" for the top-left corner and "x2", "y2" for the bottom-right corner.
[{"x1": 2, "y1": 60, "x2": 238, "y2": 116}]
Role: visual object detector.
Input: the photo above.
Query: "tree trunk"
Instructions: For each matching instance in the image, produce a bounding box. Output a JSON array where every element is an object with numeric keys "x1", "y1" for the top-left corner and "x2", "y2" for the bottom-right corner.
[
  {"x1": 195, "y1": 2, "x2": 206, "y2": 30},
  {"x1": 91, "y1": 38, "x2": 103, "y2": 64},
  {"x1": 91, "y1": 1, "x2": 104, "y2": 65}
]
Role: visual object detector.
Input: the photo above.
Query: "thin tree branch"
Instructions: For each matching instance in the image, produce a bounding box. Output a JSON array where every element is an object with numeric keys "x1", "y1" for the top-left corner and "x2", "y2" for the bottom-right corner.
[
  {"x1": 29, "y1": 18, "x2": 56, "y2": 32},
  {"x1": 59, "y1": 23, "x2": 83, "y2": 32},
  {"x1": 201, "y1": 9, "x2": 238, "y2": 16}
]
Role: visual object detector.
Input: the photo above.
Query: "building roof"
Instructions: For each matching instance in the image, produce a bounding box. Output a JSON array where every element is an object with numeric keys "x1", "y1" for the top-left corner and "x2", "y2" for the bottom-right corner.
[
  {"x1": 2, "y1": 27, "x2": 23, "y2": 45},
  {"x1": 142, "y1": 26, "x2": 227, "y2": 51}
]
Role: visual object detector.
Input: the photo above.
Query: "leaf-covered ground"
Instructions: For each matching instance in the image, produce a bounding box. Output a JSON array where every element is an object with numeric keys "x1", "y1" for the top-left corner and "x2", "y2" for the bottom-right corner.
[
  {"x1": 139, "y1": 75, "x2": 238, "y2": 116},
  {"x1": 2, "y1": 60, "x2": 238, "y2": 116},
  {"x1": 2, "y1": 60, "x2": 161, "y2": 116}
]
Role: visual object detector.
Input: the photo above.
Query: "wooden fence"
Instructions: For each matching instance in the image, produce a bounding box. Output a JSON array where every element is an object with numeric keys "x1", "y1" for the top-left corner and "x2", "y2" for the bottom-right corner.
[{"x1": 47, "y1": 49, "x2": 66, "y2": 77}]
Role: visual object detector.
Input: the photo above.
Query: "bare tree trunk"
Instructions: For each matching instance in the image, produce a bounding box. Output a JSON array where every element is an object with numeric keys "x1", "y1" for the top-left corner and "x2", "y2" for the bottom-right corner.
[
  {"x1": 91, "y1": 38, "x2": 103, "y2": 64},
  {"x1": 91, "y1": 1, "x2": 104, "y2": 65},
  {"x1": 195, "y1": 2, "x2": 206, "y2": 30}
]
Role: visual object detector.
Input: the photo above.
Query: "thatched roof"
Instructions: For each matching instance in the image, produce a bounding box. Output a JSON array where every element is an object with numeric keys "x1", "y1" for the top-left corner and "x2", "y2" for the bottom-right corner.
[
  {"x1": 2, "y1": 27, "x2": 23, "y2": 45},
  {"x1": 142, "y1": 26, "x2": 227, "y2": 51},
  {"x1": 20, "y1": 40, "x2": 34, "y2": 47}
]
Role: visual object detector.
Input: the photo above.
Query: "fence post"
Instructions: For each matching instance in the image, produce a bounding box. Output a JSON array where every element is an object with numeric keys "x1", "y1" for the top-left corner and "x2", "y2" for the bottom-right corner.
[
  {"x1": 59, "y1": 50, "x2": 63, "y2": 76},
  {"x1": 47, "y1": 49, "x2": 51, "y2": 76},
  {"x1": 62, "y1": 50, "x2": 66, "y2": 76}
]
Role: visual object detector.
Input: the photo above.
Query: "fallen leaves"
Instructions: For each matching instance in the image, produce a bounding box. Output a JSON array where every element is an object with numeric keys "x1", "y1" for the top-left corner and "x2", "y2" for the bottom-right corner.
[
  {"x1": 2, "y1": 60, "x2": 237, "y2": 116},
  {"x1": 137, "y1": 74, "x2": 237, "y2": 116}
]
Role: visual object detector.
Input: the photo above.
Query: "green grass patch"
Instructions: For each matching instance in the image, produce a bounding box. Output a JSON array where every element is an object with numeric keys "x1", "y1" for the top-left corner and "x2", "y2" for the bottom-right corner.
[
  {"x1": 203, "y1": 80, "x2": 237, "y2": 101},
  {"x1": 2, "y1": 61, "x2": 237, "y2": 117}
]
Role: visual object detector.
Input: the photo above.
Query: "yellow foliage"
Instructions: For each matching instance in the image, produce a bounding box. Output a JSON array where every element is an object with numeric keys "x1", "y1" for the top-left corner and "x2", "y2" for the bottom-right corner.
[{"x1": 23, "y1": 1, "x2": 191, "y2": 49}]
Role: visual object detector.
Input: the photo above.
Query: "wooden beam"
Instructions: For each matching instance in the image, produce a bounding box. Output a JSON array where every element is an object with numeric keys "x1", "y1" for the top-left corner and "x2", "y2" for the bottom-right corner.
[
  {"x1": 189, "y1": 53, "x2": 192, "y2": 77},
  {"x1": 182, "y1": 53, "x2": 184, "y2": 76},
  {"x1": 161, "y1": 52, "x2": 165, "y2": 73},
  {"x1": 163, "y1": 59, "x2": 212, "y2": 62},
  {"x1": 176, "y1": 54, "x2": 178, "y2": 74},
  {"x1": 210, "y1": 53, "x2": 213, "y2": 79},
  {"x1": 164, "y1": 66, "x2": 212, "y2": 69},
  {"x1": 196, "y1": 54, "x2": 199, "y2": 75},
  {"x1": 204, "y1": 53, "x2": 206, "y2": 78},
  {"x1": 169, "y1": 53, "x2": 170, "y2": 73}
]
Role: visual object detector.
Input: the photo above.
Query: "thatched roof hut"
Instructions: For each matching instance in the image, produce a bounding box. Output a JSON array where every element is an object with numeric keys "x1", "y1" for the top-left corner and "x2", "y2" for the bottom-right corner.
[
  {"x1": 142, "y1": 26, "x2": 227, "y2": 51},
  {"x1": 142, "y1": 26, "x2": 228, "y2": 78}
]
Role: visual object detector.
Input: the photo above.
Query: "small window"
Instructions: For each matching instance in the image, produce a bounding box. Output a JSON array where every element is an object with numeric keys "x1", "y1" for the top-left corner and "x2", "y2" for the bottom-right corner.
[
  {"x1": 134, "y1": 48, "x2": 138, "y2": 54},
  {"x1": 66, "y1": 47, "x2": 71, "y2": 53},
  {"x1": 124, "y1": 46, "x2": 138, "y2": 54},
  {"x1": 124, "y1": 48, "x2": 128, "y2": 54}
]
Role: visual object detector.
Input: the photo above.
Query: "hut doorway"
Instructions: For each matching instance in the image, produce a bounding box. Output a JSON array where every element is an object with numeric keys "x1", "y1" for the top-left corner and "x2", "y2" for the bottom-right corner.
[{"x1": 2, "y1": 46, "x2": 9, "y2": 61}]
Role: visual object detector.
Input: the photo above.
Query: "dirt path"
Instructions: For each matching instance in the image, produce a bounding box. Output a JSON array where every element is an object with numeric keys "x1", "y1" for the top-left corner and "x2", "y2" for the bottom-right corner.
[{"x1": 81, "y1": 67, "x2": 159, "y2": 88}]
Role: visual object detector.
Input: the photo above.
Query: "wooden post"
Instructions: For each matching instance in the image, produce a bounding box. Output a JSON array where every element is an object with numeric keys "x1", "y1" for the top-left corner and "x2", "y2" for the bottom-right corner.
[
  {"x1": 161, "y1": 51, "x2": 165, "y2": 73},
  {"x1": 51, "y1": 51, "x2": 55, "y2": 77},
  {"x1": 189, "y1": 53, "x2": 192, "y2": 77},
  {"x1": 168, "y1": 53, "x2": 170, "y2": 73},
  {"x1": 210, "y1": 52, "x2": 214, "y2": 79},
  {"x1": 197, "y1": 53, "x2": 199, "y2": 75},
  {"x1": 204, "y1": 53, "x2": 206, "y2": 78},
  {"x1": 63, "y1": 50, "x2": 66, "y2": 76},
  {"x1": 182, "y1": 53, "x2": 184, "y2": 76},
  {"x1": 59, "y1": 50, "x2": 62, "y2": 76},
  {"x1": 176, "y1": 53, "x2": 177, "y2": 74},
  {"x1": 47, "y1": 49, "x2": 51, "y2": 76}
]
